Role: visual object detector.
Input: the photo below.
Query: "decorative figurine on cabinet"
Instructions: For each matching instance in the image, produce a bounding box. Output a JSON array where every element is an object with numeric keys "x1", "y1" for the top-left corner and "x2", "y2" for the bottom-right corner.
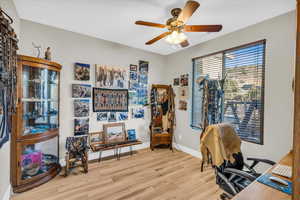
[{"x1": 44, "y1": 47, "x2": 52, "y2": 61}]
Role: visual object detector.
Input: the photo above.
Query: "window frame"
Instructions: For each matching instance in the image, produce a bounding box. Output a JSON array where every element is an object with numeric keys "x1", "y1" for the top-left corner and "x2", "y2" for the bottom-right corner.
[{"x1": 191, "y1": 39, "x2": 266, "y2": 145}]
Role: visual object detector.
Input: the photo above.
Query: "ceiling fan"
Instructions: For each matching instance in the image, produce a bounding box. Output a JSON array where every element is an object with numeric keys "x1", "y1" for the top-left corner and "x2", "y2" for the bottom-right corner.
[{"x1": 135, "y1": 0, "x2": 223, "y2": 48}]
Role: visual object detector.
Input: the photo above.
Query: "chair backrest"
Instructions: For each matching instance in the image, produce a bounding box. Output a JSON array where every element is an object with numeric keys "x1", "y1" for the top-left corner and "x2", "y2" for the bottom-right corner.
[
  {"x1": 200, "y1": 123, "x2": 243, "y2": 168},
  {"x1": 65, "y1": 136, "x2": 88, "y2": 153}
]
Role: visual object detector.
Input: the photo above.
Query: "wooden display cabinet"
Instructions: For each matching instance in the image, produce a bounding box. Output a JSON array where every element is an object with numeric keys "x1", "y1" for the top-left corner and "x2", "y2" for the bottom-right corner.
[{"x1": 11, "y1": 55, "x2": 62, "y2": 193}]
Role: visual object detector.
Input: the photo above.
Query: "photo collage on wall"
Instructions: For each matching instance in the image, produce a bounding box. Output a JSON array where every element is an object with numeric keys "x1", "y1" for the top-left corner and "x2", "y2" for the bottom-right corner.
[
  {"x1": 173, "y1": 74, "x2": 189, "y2": 111},
  {"x1": 71, "y1": 61, "x2": 149, "y2": 137},
  {"x1": 73, "y1": 63, "x2": 91, "y2": 136}
]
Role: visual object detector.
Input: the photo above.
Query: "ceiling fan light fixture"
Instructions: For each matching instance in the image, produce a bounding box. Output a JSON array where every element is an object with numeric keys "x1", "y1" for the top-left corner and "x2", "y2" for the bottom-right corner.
[{"x1": 165, "y1": 31, "x2": 187, "y2": 45}]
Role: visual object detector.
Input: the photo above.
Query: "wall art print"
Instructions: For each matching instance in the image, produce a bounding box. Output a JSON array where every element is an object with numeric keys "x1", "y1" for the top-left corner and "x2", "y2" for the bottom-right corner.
[
  {"x1": 103, "y1": 123, "x2": 126, "y2": 144},
  {"x1": 173, "y1": 78, "x2": 180, "y2": 86},
  {"x1": 74, "y1": 99, "x2": 89, "y2": 117},
  {"x1": 118, "y1": 112, "x2": 128, "y2": 121},
  {"x1": 72, "y1": 84, "x2": 91, "y2": 98},
  {"x1": 131, "y1": 107, "x2": 145, "y2": 119},
  {"x1": 179, "y1": 100, "x2": 187, "y2": 111},
  {"x1": 130, "y1": 64, "x2": 138, "y2": 72},
  {"x1": 97, "y1": 112, "x2": 108, "y2": 121},
  {"x1": 74, "y1": 118, "x2": 89, "y2": 136},
  {"x1": 93, "y1": 88, "x2": 128, "y2": 112},
  {"x1": 95, "y1": 65, "x2": 127, "y2": 89},
  {"x1": 108, "y1": 112, "x2": 117, "y2": 122},
  {"x1": 180, "y1": 74, "x2": 189, "y2": 86},
  {"x1": 74, "y1": 63, "x2": 90, "y2": 81}
]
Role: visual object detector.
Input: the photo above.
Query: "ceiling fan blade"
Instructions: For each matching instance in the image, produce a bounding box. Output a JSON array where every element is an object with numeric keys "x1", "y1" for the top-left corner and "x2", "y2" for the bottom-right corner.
[
  {"x1": 135, "y1": 21, "x2": 166, "y2": 28},
  {"x1": 180, "y1": 40, "x2": 189, "y2": 48},
  {"x1": 184, "y1": 25, "x2": 223, "y2": 32},
  {"x1": 177, "y1": 0, "x2": 200, "y2": 24},
  {"x1": 145, "y1": 32, "x2": 172, "y2": 45}
]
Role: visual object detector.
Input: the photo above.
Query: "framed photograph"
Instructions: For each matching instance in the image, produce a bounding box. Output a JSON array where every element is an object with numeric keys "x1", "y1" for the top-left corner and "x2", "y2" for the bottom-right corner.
[
  {"x1": 173, "y1": 78, "x2": 180, "y2": 86},
  {"x1": 139, "y1": 60, "x2": 149, "y2": 75},
  {"x1": 74, "y1": 99, "x2": 89, "y2": 117},
  {"x1": 130, "y1": 64, "x2": 137, "y2": 71},
  {"x1": 89, "y1": 131, "x2": 105, "y2": 149},
  {"x1": 72, "y1": 84, "x2": 91, "y2": 98},
  {"x1": 180, "y1": 74, "x2": 189, "y2": 86},
  {"x1": 130, "y1": 71, "x2": 138, "y2": 81},
  {"x1": 127, "y1": 129, "x2": 136, "y2": 141},
  {"x1": 131, "y1": 107, "x2": 144, "y2": 119},
  {"x1": 97, "y1": 112, "x2": 108, "y2": 121},
  {"x1": 93, "y1": 88, "x2": 128, "y2": 112},
  {"x1": 95, "y1": 65, "x2": 127, "y2": 89},
  {"x1": 118, "y1": 112, "x2": 128, "y2": 121},
  {"x1": 74, "y1": 118, "x2": 89, "y2": 136},
  {"x1": 108, "y1": 112, "x2": 117, "y2": 122},
  {"x1": 179, "y1": 100, "x2": 188, "y2": 111},
  {"x1": 74, "y1": 63, "x2": 90, "y2": 81},
  {"x1": 128, "y1": 90, "x2": 138, "y2": 105},
  {"x1": 103, "y1": 123, "x2": 126, "y2": 144},
  {"x1": 178, "y1": 87, "x2": 189, "y2": 99}
]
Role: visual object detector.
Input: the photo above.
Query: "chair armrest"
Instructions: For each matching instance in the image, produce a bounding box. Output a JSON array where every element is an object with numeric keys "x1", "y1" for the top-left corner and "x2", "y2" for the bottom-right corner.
[
  {"x1": 224, "y1": 168, "x2": 257, "y2": 182},
  {"x1": 247, "y1": 157, "x2": 276, "y2": 169}
]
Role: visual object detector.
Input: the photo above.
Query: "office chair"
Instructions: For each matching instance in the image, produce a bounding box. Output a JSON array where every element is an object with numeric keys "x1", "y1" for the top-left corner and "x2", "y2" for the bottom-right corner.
[{"x1": 200, "y1": 124, "x2": 276, "y2": 199}]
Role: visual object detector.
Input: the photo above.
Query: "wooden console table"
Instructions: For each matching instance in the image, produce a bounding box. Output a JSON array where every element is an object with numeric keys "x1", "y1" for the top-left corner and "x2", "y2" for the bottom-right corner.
[
  {"x1": 90, "y1": 141, "x2": 142, "y2": 162},
  {"x1": 233, "y1": 151, "x2": 293, "y2": 200}
]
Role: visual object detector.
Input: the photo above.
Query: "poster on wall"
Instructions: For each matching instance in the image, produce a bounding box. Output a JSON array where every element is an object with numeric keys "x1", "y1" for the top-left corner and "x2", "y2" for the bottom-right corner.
[
  {"x1": 130, "y1": 64, "x2": 137, "y2": 72},
  {"x1": 74, "y1": 63, "x2": 90, "y2": 81},
  {"x1": 74, "y1": 99, "x2": 89, "y2": 117},
  {"x1": 93, "y1": 88, "x2": 128, "y2": 112},
  {"x1": 72, "y1": 84, "x2": 91, "y2": 98},
  {"x1": 95, "y1": 65, "x2": 128, "y2": 89},
  {"x1": 74, "y1": 118, "x2": 89, "y2": 136}
]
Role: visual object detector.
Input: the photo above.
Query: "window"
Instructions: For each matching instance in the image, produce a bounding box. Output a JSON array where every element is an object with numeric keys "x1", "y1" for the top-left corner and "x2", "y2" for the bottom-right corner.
[{"x1": 191, "y1": 40, "x2": 265, "y2": 144}]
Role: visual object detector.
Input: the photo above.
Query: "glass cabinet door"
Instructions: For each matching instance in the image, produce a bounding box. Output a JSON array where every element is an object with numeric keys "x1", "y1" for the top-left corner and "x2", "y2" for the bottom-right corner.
[
  {"x1": 22, "y1": 66, "x2": 59, "y2": 136},
  {"x1": 20, "y1": 136, "x2": 59, "y2": 181}
]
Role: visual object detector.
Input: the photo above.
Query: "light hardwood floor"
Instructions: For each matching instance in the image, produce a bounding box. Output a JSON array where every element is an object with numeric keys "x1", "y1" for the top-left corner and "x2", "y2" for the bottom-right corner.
[{"x1": 11, "y1": 149, "x2": 223, "y2": 200}]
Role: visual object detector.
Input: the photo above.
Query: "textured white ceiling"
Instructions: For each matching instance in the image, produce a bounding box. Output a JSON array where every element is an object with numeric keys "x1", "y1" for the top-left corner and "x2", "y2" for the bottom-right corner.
[{"x1": 13, "y1": 0, "x2": 296, "y2": 55}]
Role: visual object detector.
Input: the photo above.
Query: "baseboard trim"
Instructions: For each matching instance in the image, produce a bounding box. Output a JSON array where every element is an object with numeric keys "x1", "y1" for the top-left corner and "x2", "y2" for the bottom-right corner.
[
  {"x1": 2, "y1": 184, "x2": 11, "y2": 200},
  {"x1": 173, "y1": 143, "x2": 202, "y2": 158},
  {"x1": 60, "y1": 142, "x2": 150, "y2": 166}
]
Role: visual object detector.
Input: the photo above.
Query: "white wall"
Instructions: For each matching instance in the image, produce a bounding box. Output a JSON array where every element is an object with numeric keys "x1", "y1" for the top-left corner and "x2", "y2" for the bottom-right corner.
[
  {"x1": 0, "y1": 0, "x2": 20, "y2": 199},
  {"x1": 18, "y1": 20, "x2": 167, "y2": 160},
  {"x1": 165, "y1": 11, "x2": 296, "y2": 164}
]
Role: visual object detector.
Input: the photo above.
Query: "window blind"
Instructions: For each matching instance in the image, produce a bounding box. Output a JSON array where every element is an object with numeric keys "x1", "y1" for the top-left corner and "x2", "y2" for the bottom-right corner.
[{"x1": 191, "y1": 40, "x2": 265, "y2": 144}]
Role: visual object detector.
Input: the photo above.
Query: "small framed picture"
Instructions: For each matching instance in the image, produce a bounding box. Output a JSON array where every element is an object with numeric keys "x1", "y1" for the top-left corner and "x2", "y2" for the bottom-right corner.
[
  {"x1": 74, "y1": 118, "x2": 89, "y2": 136},
  {"x1": 97, "y1": 112, "x2": 108, "y2": 121},
  {"x1": 130, "y1": 64, "x2": 138, "y2": 71},
  {"x1": 118, "y1": 112, "x2": 128, "y2": 121},
  {"x1": 173, "y1": 78, "x2": 180, "y2": 86},
  {"x1": 103, "y1": 123, "x2": 126, "y2": 144},
  {"x1": 108, "y1": 112, "x2": 117, "y2": 122},
  {"x1": 127, "y1": 129, "x2": 136, "y2": 141},
  {"x1": 72, "y1": 84, "x2": 91, "y2": 98},
  {"x1": 74, "y1": 99, "x2": 89, "y2": 117},
  {"x1": 74, "y1": 63, "x2": 90, "y2": 81}
]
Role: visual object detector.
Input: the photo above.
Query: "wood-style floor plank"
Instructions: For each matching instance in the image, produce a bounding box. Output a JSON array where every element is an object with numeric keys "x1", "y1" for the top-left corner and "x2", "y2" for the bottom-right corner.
[{"x1": 11, "y1": 149, "x2": 222, "y2": 200}]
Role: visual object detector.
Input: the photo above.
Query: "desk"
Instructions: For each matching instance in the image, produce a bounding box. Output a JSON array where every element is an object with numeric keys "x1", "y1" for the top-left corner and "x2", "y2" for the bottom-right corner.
[{"x1": 233, "y1": 151, "x2": 293, "y2": 200}]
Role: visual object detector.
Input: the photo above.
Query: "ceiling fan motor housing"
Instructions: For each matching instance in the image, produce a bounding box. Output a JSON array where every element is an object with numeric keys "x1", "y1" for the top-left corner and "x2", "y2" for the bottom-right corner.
[{"x1": 167, "y1": 8, "x2": 184, "y2": 32}]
